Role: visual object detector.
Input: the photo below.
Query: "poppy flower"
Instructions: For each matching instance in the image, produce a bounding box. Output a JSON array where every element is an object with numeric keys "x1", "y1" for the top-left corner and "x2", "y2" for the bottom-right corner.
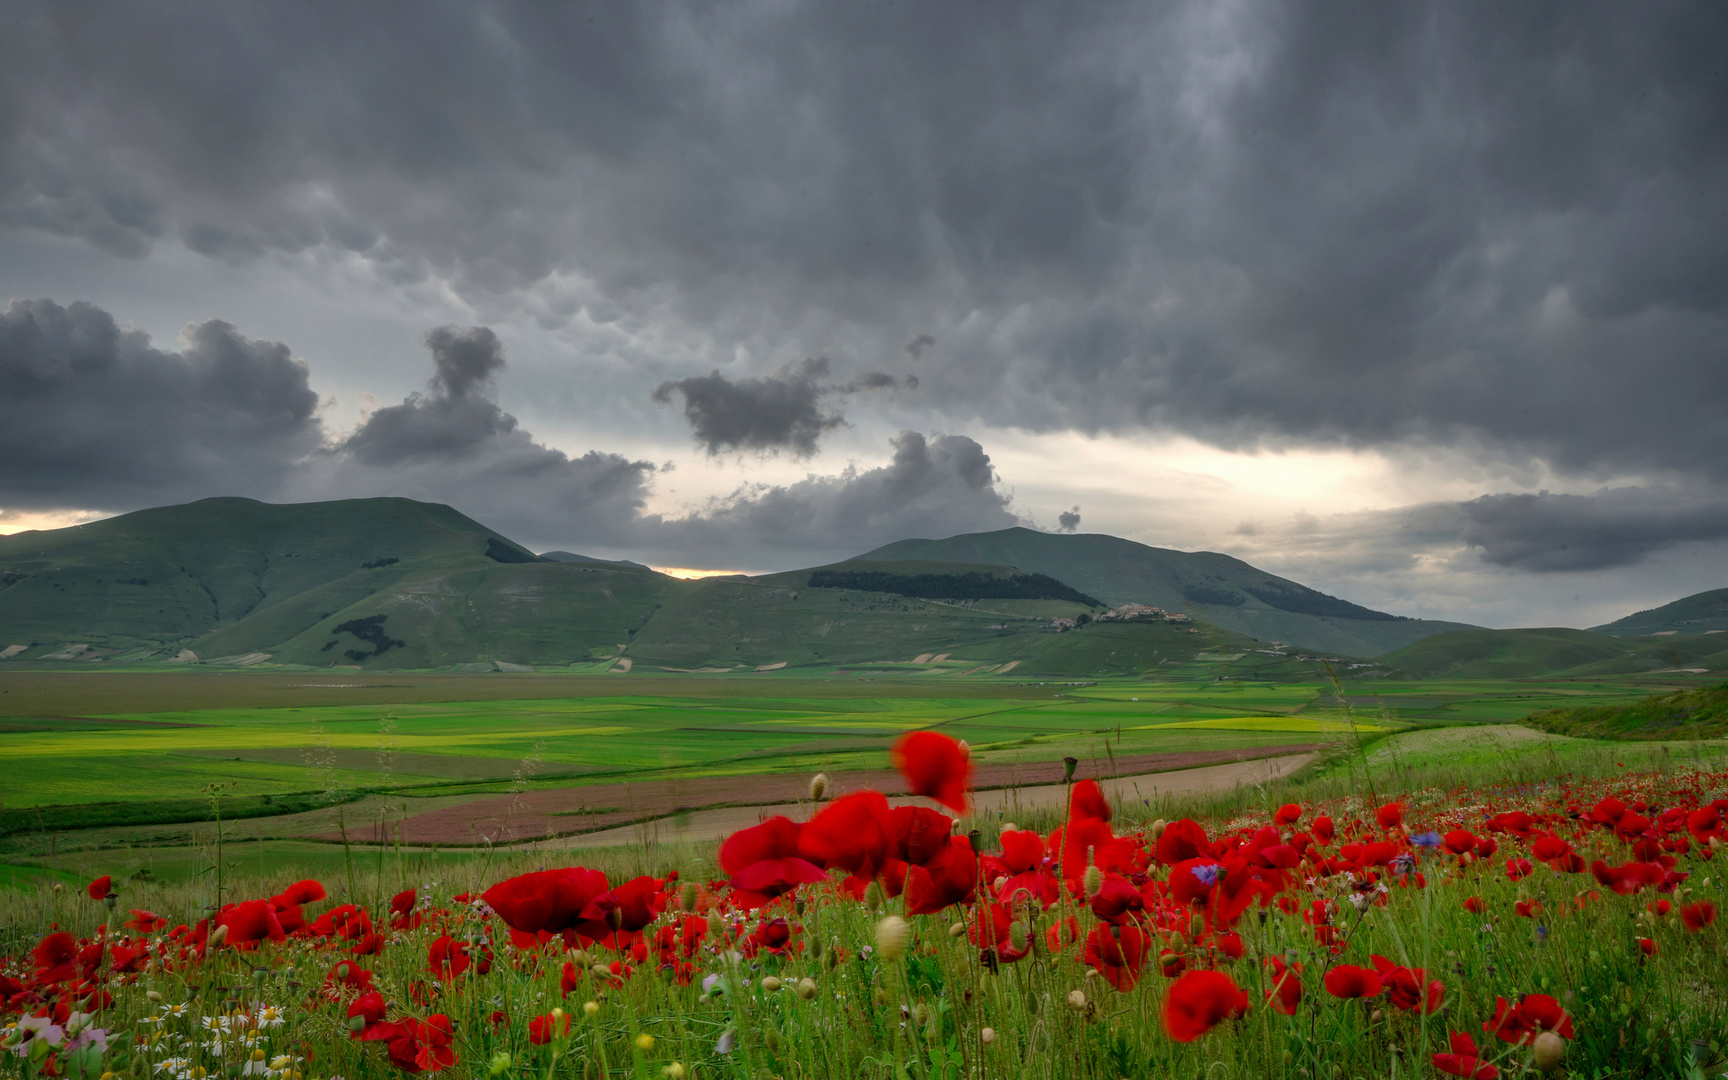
[
  {"x1": 1375, "y1": 803, "x2": 1404, "y2": 830},
  {"x1": 749, "y1": 916, "x2": 795, "y2": 955},
  {"x1": 997, "y1": 829, "x2": 1046, "y2": 874},
  {"x1": 1156, "y1": 819, "x2": 1213, "y2": 866},
  {"x1": 1514, "y1": 899, "x2": 1542, "y2": 918},
  {"x1": 1462, "y1": 896, "x2": 1486, "y2": 915},
  {"x1": 889, "y1": 805, "x2": 958, "y2": 866},
  {"x1": 1263, "y1": 956, "x2": 1302, "y2": 1015},
  {"x1": 1323, "y1": 965, "x2": 1383, "y2": 999},
  {"x1": 1274, "y1": 803, "x2": 1303, "y2": 827},
  {"x1": 1681, "y1": 900, "x2": 1717, "y2": 932},
  {"x1": 902, "y1": 836, "x2": 977, "y2": 915},
  {"x1": 1311, "y1": 816, "x2": 1336, "y2": 844},
  {"x1": 1432, "y1": 1031, "x2": 1499, "y2": 1079},
  {"x1": 270, "y1": 879, "x2": 326, "y2": 907},
  {"x1": 1371, "y1": 955, "x2": 1443, "y2": 1014},
  {"x1": 322, "y1": 960, "x2": 374, "y2": 999},
  {"x1": 1485, "y1": 993, "x2": 1574, "y2": 1045},
  {"x1": 86, "y1": 876, "x2": 113, "y2": 901},
  {"x1": 1505, "y1": 858, "x2": 1534, "y2": 881},
  {"x1": 608, "y1": 876, "x2": 668, "y2": 934},
  {"x1": 124, "y1": 909, "x2": 167, "y2": 933},
  {"x1": 1089, "y1": 874, "x2": 1145, "y2": 924},
  {"x1": 347, "y1": 991, "x2": 391, "y2": 1039},
  {"x1": 528, "y1": 1012, "x2": 570, "y2": 1045},
  {"x1": 1637, "y1": 937, "x2": 1657, "y2": 957},
  {"x1": 1161, "y1": 969, "x2": 1249, "y2": 1042},
  {"x1": 483, "y1": 867, "x2": 616, "y2": 941},
  {"x1": 32, "y1": 931, "x2": 78, "y2": 983},
  {"x1": 969, "y1": 902, "x2": 1029, "y2": 964},
  {"x1": 719, "y1": 817, "x2": 826, "y2": 908},
  {"x1": 216, "y1": 899, "x2": 287, "y2": 949},
  {"x1": 385, "y1": 1014, "x2": 457, "y2": 1073},
  {"x1": 1083, "y1": 924, "x2": 1149, "y2": 991},
  {"x1": 799, "y1": 791, "x2": 892, "y2": 879},
  {"x1": 890, "y1": 731, "x2": 972, "y2": 815},
  {"x1": 1068, "y1": 779, "x2": 1112, "y2": 823},
  {"x1": 391, "y1": 888, "x2": 417, "y2": 915},
  {"x1": 427, "y1": 934, "x2": 470, "y2": 980}
]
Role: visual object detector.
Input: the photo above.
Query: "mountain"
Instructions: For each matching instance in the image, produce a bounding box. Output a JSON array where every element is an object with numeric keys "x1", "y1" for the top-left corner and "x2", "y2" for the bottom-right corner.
[
  {"x1": 541, "y1": 551, "x2": 654, "y2": 572},
  {"x1": 1379, "y1": 627, "x2": 1728, "y2": 679},
  {"x1": 1591, "y1": 587, "x2": 1728, "y2": 638},
  {"x1": 859, "y1": 528, "x2": 1476, "y2": 656},
  {"x1": 0, "y1": 497, "x2": 669, "y2": 667}
]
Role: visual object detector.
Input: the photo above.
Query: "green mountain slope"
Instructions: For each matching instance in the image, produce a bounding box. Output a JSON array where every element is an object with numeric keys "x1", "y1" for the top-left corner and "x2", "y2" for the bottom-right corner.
[
  {"x1": 1525, "y1": 682, "x2": 1728, "y2": 740},
  {"x1": 859, "y1": 528, "x2": 1475, "y2": 656},
  {"x1": 1591, "y1": 587, "x2": 1728, "y2": 637},
  {"x1": 1380, "y1": 627, "x2": 1728, "y2": 679},
  {"x1": 0, "y1": 497, "x2": 668, "y2": 666}
]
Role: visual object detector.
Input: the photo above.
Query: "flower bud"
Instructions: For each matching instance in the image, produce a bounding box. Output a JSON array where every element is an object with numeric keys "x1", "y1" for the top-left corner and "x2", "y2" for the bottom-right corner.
[
  {"x1": 1063, "y1": 757, "x2": 1078, "y2": 782},
  {"x1": 876, "y1": 915, "x2": 910, "y2": 961},
  {"x1": 634, "y1": 1033, "x2": 655, "y2": 1051},
  {"x1": 913, "y1": 1002, "x2": 931, "y2": 1027},
  {"x1": 146, "y1": 991, "x2": 164, "y2": 1003},
  {"x1": 347, "y1": 1016, "x2": 366, "y2": 1033},
  {"x1": 809, "y1": 773, "x2": 828, "y2": 801},
  {"x1": 678, "y1": 882, "x2": 698, "y2": 912},
  {"x1": 796, "y1": 977, "x2": 817, "y2": 999},
  {"x1": 1532, "y1": 1031, "x2": 1565, "y2": 1072},
  {"x1": 760, "y1": 976, "x2": 782, "y2": 992},
  {"x1": 1066, "y1": 989, "x2": 1087, "y2": 1011},
  {"x1": 487, "y1": 1052, "x2": 512, "y2": 1076},
  {"x1": 208, "y1": 924, "x2": 229, "y2": 947},
  {"x1": 864, "y1": 881, "x2": 885, "y2": 912},
  {"x1": 1151, "y1": 819, "x2": 1168, "y2": 839},
  {"x1": 663, "y1": 1065, "x2": 687, "y2": 1080},
  {"x1": 1082, "y1": 865, "x2": 1103, "y2": 897},
  {"x1": 1001, "y1": 822, "x2": 1018, "y2": 834},
  {"x1": 1008, "y1": 920, "x2": 1029, "y2": 954},
  {"x1": 591, "y1": 964, "x2": 614, "y2": 980},
  {"x1": 980, "y1": 1027, "x2": 996, "y2": 1045},
  {"x1": 583, "y1": 1001, "x2": 600, "y2": 1017},
  {"x1": 949, "y1": 921, "x2": 967, "y2": 938}
]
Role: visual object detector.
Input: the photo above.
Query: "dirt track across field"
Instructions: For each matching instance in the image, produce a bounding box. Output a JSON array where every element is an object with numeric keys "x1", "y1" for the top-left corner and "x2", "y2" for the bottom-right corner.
[{"x1": 344, "y1": 743, "x2": 1326, "y2": 846}]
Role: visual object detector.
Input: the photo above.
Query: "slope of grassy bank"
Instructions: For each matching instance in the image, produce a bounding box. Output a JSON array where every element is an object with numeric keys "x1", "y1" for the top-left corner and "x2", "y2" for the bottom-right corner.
[{"x1": 1523, "y1": 681, "x2": 1728, "y2": 740}]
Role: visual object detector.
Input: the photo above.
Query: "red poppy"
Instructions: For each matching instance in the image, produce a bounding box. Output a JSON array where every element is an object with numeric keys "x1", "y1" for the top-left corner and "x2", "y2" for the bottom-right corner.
[
  {"x1": 527, "y1": 1012, "x2": 570, "y2": 1045},
  {"x1": 1155, "y1": 819, "x2": 1213, "y2": 866},
  {"x1": 1274, "y1": 803, "x2": 1303, "y2": 827},
  {"x1": 1068, "y1": 779, "x2": 1112, "y2": 823},
  {"x1": 889, "y1": 805, "x2": 958, "y2": 866},
  {"x1": 32, "y1": 931, "x2": 78, "y2": 983},
  {"x1": 391, "y1": 888, "x2": 417, "y2": 915},
  {"x1": 124, "y1": 909, "x2": 167, "y2": 933},
  {"x1": 969, "y1": 902, "x2": 1029, "y2": 963},
  {"x1": 86, "y1": 875, "x2": 113, "y2": 901},
  {"x1": 1462, "y1": 896, "x2": 1486, "y2": 915},
  {"x1": 1263, "y1": 956, "x2": 1302, "y2": 1015},
  {"x1": 216, "y1": 899, "x2": 287, "y2": 949},
  {"x1": 271, "y1": 879, "x2": 327, "y2": 907},
  {"x1": 1323, "y1": 965, "x2": 1383, "y2": 999},
  {"x1": 1505, "y1": 858, "x2": 1534, "y2": 881},
  {"x1": 1089, "y1": 874, "x2": 1145, "y2": 924},
  {"x1": 427, "y1": 934, "x2": 470, "y2": 980},
  {"x1": 1311, "y1": 816, "x2": 1336, "y2": 844},
  {"x1": 748, "y1": 915, "x2": 795, "y2": 955},
  {"x1": 1637, "y1": 937, "x2": 1657, "y2": 957},
  {"x1": 1375, "y1": 803, "x2": 1404, "y2": 830},
  {"x1": 1442, "y1": 831, "x2": 1477, "y2": 856},
  {"x1": 1161, "y1": 969, "x2": 1249, "y2": 1042},
  {"x1": 1681, "y1": 900, "x2": 1717, "y2": 931},
  {"x1": 1485, "y1": 993, "x2": 1574, "y2": 1045},
  {"x1": 799, "y1": 791, "x2": 892, "y2": 879},
  {"x1": 891, "y1": 731, "x2": 972, "y2": 815},
  {"x1": 1433, "y1": 1031, "x2": 1499, "y2": 1079},
  {"x1": 903, "y1": 835, "x2": 977, "y2": 915},
  {"x1": 1084, "y1": 924, "x2": 1149, "y2": 991},
  {"x1": 1514, "y1": 899, "x2": 1542, "y2": 918},
  {"x1": 347, "y1": 991, "x2": 391, "y2": 1039},
  {"x1": 608, "y1": 876, "x2": 667, "y2": 934},
  {"x1": 1371, "y1": 955, "x2": 1443, "y2": 1014},
  {"x1": 998, "y1": 829, "x2": 1046, "y2": 874},
  {"x1": 385, "y1": 1014, "x2": 457, "y2": 1073},
  {"x1": 482, "y1": 867, "x2": 616, "y2": 940},
  {"x1": 719, "y1": 816, "x2": 827, "y2": 908},
  {"x1": 322, "y1": 960, "x2": 374, "y2": 999}
]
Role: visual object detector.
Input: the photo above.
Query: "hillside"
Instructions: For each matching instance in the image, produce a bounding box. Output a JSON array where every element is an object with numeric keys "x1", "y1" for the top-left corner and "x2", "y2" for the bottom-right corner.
[
  {"x1": 860, "y1": 528, "x2": 1476, "y2": 656},
  {"x1": 1524, "y1": 682, "x2": 1728, "y2": 740},
  {"x1": 1592, "y1": 587, "x2": 1728, "y2": 637},
  {"x1": 1380, "y1": 627, "x2": 1728, "y2": 679},
  {"x1": 0, "y1": 497, "x2": 670, "y2": 667}
]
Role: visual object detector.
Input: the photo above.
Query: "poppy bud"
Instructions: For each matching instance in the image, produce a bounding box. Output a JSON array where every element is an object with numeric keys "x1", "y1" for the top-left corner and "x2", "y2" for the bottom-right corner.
[
  {"x1": 875, "y1": 916, "x2": 910, "y2": 961},
  {"x1": 761, "y1": 976, "x2": 782, "y2": 992},
  {"x1": 873, "y1": 987, "x2": 890, "y2": 1006},
  {"x1": 583, "y1": 1001, "x2": 599, "y2": 1017},
  {"x1": 569, "y1": 948, "x2": 592, "y2": 965},
  {"x1": 1002, "y1": 821, "x2": 1018, "y2": 833},
  {"x1": 605, "y1": 907, "x2": 623, "y2": 931},
  {"x1": 706, "y1": 911, "x2": 725, "y2": 938},
  {"x1": 992, "y1": 875, "x2": 1009, "y2": 893},
  {"x1": 147, "y1": 991, "x2": 163, "y2": 1003},
  {"x1": 980, "y1": 1026, "x2": 996, "y2": 1044},
  {"x1": 1008, "y1": 920, "x2": 1029, "y2": 954},
  {"x1": 347, "y1": 1016, "x2": 366, "y2": 1033},
  {"x1": 809, "y1": 773, "x2": 828, "y2": 801},
  {"x1": 663, "y1": 1065, "x2": 686, "y2": 1080},
  {"x1": 1063, "y1": 757, "x2": 1078, "y2": 782},
  {"x1": 635, "y1": 1034, "x2": 655, "y2": 1051},
  {"x1": 678, "y1": 883, "x2": 697, "y2": 912},
  {"x1": 208, "y1": 924, "x2": 229, "y2": 947},
  {"x1": 488, "y1": 1053, "x2": 512, "y2": 1076},
  {"x1": 592, "y1": 964, "x2": 613, "y2": 979},
  {"x1": 796, "y1": 978, "x2": 817, "y2": 1000},
  {"x1": 865, "y1": 881, "x2": 885, "y2": 912},
  {"x1": 1151, "y1": 819, "x2": 1168, "y2": 839},
  {"x1": 1082, "y1": 865, "x2": 1103, "y2": 897},
  {"x1": 1189, "y1": 914, "x2": 1205, "y2": 941},
  {"x1": 1532, "y1": 1031, "x2": 1565, "y2": 1072},
  {"x1": 949, "y1": 921, "x2": 966, "y2": 938},
  {"x1": 913, "y1": 1002, "x2": 931, "y2": 1027},
  {"x1": 1066, "y1": 989, "x2": 1087, "y2": 1011}
]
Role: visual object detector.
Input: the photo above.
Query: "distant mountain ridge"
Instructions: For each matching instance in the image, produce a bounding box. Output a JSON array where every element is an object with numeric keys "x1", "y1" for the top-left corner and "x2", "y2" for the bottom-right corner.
[
  {"x1": 860, "y1": 528, "x2": 1477, "y2": 656},
  {"x1": 1591, "y1": 587, "x2": 1728, "y2": 637}
]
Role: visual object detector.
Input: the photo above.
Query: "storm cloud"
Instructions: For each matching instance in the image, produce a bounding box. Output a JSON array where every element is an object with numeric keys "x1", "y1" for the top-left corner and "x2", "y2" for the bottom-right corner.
[
  {"x1": 0, "y1": 298, "x2": 321, "y2": 509},
  {"x1": 3, "y1": 2, "x2": 1724, "y2": 484},
  {"x1": 1057, "y1": 507, "x2": 1081, "y2": 533},
  {"x1": 1461, "y1": 488, "x2": 1728, "y2": 573},
  {"x1": 652, "y1": 358, "x2": 913, "y2": 457}
]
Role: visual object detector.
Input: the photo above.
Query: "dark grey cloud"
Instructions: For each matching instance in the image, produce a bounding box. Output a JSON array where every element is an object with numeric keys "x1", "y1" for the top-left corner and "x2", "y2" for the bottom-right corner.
[
  {"x1": 342, "y1": 326, "x2": 518, "y2": 465},
  {"x1": 0, "y1": 298, "x2": 321, "y2": 509},
  {"x1": 904, "y1": 334, "x2": 935, "y2": 361},
  {"x1": 1461, "y1": 488, "x2": 1728, "y2": 573},
  {"x1": 651, "y1": 358, "x2": 914, "y2": 457},
  {"x1": 4, "y1": 1, "x2": 1725, "y2": 489},
  {"x1": 1057, "y1": 507, "x2": 1081, "y2": 533}
]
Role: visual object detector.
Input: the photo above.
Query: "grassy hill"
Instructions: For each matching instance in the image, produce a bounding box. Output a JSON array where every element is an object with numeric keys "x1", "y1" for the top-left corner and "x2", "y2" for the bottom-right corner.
[
  {"x1": 1380, "y1": 627, "x2": 1728, "y2": 679},
  {"x1": 0, "y1": 499, "x2": 1260, "y2": 676},
  {"x1": 1592, "y1": 587, "x2": 1728, "y2": 637},
  {"x1": 1524, "y1": 682, "x2": 1728, "y2": 740},
  {"x1": 859, "y1": 528, "x2": 1476, "y2": 656}
]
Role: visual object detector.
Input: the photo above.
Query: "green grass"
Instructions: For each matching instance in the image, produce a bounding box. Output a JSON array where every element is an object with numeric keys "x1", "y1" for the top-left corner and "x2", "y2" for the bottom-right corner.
[{"x1": 1524, "y1": 681, "x2": 1728, "y2": 740}]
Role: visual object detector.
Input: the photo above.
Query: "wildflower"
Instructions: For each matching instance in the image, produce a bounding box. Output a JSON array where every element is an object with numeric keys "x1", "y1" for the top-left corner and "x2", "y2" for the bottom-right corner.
[
  {"x1": 1371, "y1": 956, "x2": 1443, "y2": 1014},
  {"x1": 1485, "y1": 994, "x2": 1574, "y2": 1045},
  {"x1": 1463, "y1": 896, "x2": 1487, "y2": 914},
  {"x1": 87, "y1": 875, "x2": 115, "y2": 900},
  {"x1": 634, "y1": 1033, "x2": 655, "y2": 1051},
  {"x1": 1410, "y1": 831, "x2": 1442, "y2": 850},
  {"x1": 1637, "y1": 937, "x2": 1658, "y2": 957},
  {"x1": 1161, "y1": 970, "x2": 1249, "y2": 1043},
  {"x1": 1322, "y1": 965, "x2": 1383, "y2": 999},
  {"x1": 383, "y1": 1014, "x2": 456, "y2": 1073},
  {"x1": 1375, "y1": 803, "x2": 1404, "y2": 830},
  {"x1": 527, "y1": 1013, "x2": 569, "y2": 1045},
  {"x1": 1680, "y1": 900, "x2": 1717, "y2": 931},
  {"x1": 980, "y1": 1027, "x2": 996, "y2": 1044},
  {"x1": 426, "y1": 935, "x2": 470, "y2": 980},
  {"x1": 719, "y1": 817, "x2": 826, "y2": 908},
  {"x1": 891, "y1": 731, "x2": 973, "y2": 815},
  {"x1": 1432, "y1": 1031, "x2": 1498, "y2": 1078},
  {"x1": 481, "y1": 867, "x2": 615, "y2": 943},
  {"x1": 1082, "y1": 925, "x2": 1149, "y2": 991},
  {"x1": 799, "y1": 791, "x2": 892, "y2": 879},
  {"x1": 1263, "y1": 956, "x2": 1302, "y2": 1016}
]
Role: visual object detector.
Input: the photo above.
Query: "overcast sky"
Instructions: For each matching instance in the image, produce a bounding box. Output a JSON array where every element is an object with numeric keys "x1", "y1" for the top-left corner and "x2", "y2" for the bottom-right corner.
[{"x1": 2, "y1": 1, "x2": 1725, "y2": 628}]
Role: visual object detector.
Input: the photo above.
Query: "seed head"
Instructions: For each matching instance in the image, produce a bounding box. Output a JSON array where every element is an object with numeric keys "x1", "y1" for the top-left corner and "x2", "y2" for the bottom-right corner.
[
  {"x1": 1532, "y1": 1031, "x2": 1566, "y2": 1072},
  {"x1": 809, "y1": 773, "x2": 828, "y2": 801}
]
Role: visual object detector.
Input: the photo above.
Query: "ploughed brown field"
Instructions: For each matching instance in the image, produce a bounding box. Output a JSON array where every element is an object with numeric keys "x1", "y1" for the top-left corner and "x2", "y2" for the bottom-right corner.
[{"x1": 339, "y1": 742, "x2": 1327, "y2": 845}]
